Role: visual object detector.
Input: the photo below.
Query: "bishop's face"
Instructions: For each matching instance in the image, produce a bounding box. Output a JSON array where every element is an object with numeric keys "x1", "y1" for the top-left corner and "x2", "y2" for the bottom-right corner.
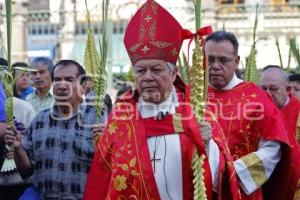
[{"x1": 133, "y1": 59, "x2": 177, "y2": 104}]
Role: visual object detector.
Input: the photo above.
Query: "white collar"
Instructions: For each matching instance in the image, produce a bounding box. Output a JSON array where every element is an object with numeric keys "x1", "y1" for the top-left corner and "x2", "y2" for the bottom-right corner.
[
  {"x1": 284, "y1": 96, "x2": 290, "y2": 107},
  {"x1": 221, "y1": 73, "x2": 244, "y2": 90},
  {"x1": 138, "y1": 87, "x2": 179, "y2": 118}
]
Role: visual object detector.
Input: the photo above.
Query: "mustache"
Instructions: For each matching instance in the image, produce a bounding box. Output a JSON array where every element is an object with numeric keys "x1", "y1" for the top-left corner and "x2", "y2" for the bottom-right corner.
[{"x1": 34, "y1": 80, "x2": 44, "y2": 84}]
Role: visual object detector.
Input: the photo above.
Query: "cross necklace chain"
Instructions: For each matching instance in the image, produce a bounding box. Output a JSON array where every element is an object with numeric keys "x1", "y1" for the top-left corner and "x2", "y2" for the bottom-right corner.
[
  {"x1": 150, "y1": 136, "x2": 162, "y2": 173},
  {"x1": 141, "y1": 93, "x2": 175, "y2": 173}
]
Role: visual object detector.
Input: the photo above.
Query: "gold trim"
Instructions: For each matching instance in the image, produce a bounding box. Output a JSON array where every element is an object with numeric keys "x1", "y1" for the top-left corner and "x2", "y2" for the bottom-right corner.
[
  {"x1": 129, "y1": 43, "x2": 143, "y2": 53},
  {"x1": 296, "y1": 112, "x2": 300, "y2": 143},
  {"x1": 148, "y1": 21, "x2": 156, "y2": 40},
  {"x1": 171, "y1": 48, "x2": 178, "y2": 56},
  {"x1": 138, "y1": 24, "x2": 146, "y2": 42},
  {"x1": 144, "y1": 15, "x2": 152, "y2": 23},
  {"x1": 294, "y1": 179, "x2": 300, "y2": 200},
  {"x1": 140, "y1": 1, "x2": 149, "y2": 15},
  {"x1": 151, "y1": 1, "x2": 158, "y2": 15},
  {"x1": 241, "y1": 153, "x2": 267, "y2": 187},
  {"x1": 141, "y1": 45, "x2": 150, "y2": 54},
  {"x1": 149, "y1": 41, "x2": 172, "y2": 49},
  {"x1": 173, "y1": 113, "x2": 184, "y2": 133}
]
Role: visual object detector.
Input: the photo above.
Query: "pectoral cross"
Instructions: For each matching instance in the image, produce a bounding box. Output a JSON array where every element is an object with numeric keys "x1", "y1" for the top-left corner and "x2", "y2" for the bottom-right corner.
[{"x1": 150, "y1": 150, "x2": 161, "y2": 173}]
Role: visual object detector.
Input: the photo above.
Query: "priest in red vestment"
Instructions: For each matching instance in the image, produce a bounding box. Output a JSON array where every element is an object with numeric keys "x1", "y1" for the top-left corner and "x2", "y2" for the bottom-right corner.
[
  {"x1": 260, "y1": 65, "x2": 300, "y2": 200},
  {"x1": 205, "y1": 31, "x2": 293, "y2": 200},
  {"x1": 83, "y1": 1, "x2": 223, "y2": 199}
]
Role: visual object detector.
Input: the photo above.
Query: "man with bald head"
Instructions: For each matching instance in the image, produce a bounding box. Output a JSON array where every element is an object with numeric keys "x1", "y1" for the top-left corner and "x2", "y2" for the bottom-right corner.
[
  {"x1": 260, "y1": 65, "x2": 293, "y2": 109},
  {"x1": 260, "y1": 65, "x2": 300, "y2": 199},
  {"x1": 260, "y1": 65, "x2": 300, "y2": 143}
]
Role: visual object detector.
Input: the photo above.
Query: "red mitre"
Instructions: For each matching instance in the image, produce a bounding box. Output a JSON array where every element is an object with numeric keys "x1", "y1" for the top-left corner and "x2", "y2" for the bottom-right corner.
[{"x1": 124, "y1": 0, "x2": 183, "y2": 65}]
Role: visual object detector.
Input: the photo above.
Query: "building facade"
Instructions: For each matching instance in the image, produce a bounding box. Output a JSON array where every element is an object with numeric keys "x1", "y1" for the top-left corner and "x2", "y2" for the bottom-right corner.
[{"x1": 0, "y1": 0, "x2": 299, "y2": 72}]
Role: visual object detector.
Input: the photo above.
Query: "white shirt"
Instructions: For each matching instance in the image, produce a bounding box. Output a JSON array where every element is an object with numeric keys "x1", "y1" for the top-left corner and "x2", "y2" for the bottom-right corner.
[{"x1": 13, "y1": 97, "x2": 36, "y2": 128}]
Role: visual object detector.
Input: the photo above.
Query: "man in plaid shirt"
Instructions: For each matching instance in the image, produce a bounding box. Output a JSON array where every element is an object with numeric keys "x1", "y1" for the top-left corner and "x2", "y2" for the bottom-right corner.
[{"x1": 5, "y1": 60, "x2": 108, "y2": 199}]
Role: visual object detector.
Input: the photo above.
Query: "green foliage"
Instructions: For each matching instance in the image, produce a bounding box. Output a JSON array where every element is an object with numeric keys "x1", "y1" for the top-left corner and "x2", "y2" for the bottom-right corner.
[
  {"x1": 178, "y1": 53, "x2": 190, "y2": 84},
  {"x1": 4, "y1": 0, "x2": 13, "y2": 126},
  {"x1": 124, "y1": 67, "x2": 135, "y2": 82},
  {"x1": 290, "y1": 37, "x2": 300, "y2": 71},
  {"x1": 83, "y1": 0, "x2": 109, "y2": 118},
  {"x1": 275, "y1": 37, "x2": 283, "y2": 69},
  {"x1": 244, "y1": 4, "x2": 259, "y2": 83}
]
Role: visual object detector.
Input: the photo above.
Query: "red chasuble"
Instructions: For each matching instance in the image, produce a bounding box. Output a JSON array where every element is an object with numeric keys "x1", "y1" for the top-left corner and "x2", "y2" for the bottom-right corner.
[
  {"x1": 84, "y1": 82, "x2": 213, "y2": 200},
  {"x1": 282, "y1": 96, "x2": 300, "y2": 145},
  {"x1": 280, "y1": 96, "x2": 300, "y2": 200},
  {"x1": 207, "y1": 81, "x2": 291, "y2": 200}
]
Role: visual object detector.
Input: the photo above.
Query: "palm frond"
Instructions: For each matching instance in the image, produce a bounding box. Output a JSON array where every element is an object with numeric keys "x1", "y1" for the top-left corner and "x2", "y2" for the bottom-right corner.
[
  {"x1": 275, "y1": 37, "x2": 283, "y2": 69},
  {"x1": 1, "y1": 0, "x2": 16, "y2": 174},
  {"x1": 83, "y1": 0, "x2": 109, "y2": 118},
  {"x1": 244, "y1": 4, "x2": 259, "y2": 83},
  {"x1": 290, "y1": 37, "x2": 300, "y2": 71}
]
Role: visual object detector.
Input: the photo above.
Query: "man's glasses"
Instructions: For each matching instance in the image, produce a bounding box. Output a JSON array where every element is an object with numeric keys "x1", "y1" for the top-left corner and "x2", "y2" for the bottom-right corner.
[{"x1": 207, "y1": 56, "x2": 235, "y2": 66}]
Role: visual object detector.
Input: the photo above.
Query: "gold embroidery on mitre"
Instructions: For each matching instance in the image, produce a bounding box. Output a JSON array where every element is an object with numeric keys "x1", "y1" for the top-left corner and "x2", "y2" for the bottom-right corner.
[
  {"x1": 149, "y1": 41, "x2": 173, "y2": 49},
  {"x1": 141, "y1": 45, "x2": 150, "y2": 54},
  {"x1": 139, "y1": 24, "x2": 146, "y2": 42},
  {"x1": 144, "y1": 15, "x2": 152, "y2": 23},
  {"x1": 148, "y1": 21, "x2": 156, "y2": 40},
  {"x1": 171, "y1": 48, "x2": 178, "y2": 56},
  {"x1": 129, "y1": 43, "x2": 143, "y2": 53},
  {"x1": 151, "y1": 1, "x2": 158, "y2": 15},
  {"x1": 241, "y1": 152, "x2": 267, "y2": 187},
  {"x1": 141, "y1": 1, "x2": 150, "y2": 15}
]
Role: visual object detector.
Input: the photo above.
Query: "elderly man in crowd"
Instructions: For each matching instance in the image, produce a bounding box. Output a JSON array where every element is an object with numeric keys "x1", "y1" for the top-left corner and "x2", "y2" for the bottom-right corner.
[{"x1": 260, "y1": 65, "x2": 300, "y2": 199}]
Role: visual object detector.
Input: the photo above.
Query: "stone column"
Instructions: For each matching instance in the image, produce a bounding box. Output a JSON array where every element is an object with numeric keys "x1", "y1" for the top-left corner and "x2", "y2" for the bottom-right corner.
[
  {"x1": 11, "y1": 0, "x2": 28, "y2": 62},
  {"x1": 58, "y1": 0, "x2": 76, "y2": 60}
]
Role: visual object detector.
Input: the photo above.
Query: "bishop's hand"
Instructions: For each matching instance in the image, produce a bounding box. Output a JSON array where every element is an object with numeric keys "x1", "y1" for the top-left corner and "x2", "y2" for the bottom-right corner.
[
  {"x1": 198, "y1": 121, "x2": 212, "y2": 147},
  {"x1": 92, "y1": 123, "x2": 106, "y2": 145}
]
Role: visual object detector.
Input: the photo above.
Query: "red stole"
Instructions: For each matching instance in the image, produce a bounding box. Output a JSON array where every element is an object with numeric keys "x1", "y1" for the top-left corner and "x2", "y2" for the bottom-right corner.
[
  {"x1": 207, "y1": 82, "x2": 291, "y2": 200},
  {"x1": 206, "y1": 112, "x2": 241, "y2": 200},
  {"x1": 84, "y1": 87, "x2": 213, "y2": 200}
]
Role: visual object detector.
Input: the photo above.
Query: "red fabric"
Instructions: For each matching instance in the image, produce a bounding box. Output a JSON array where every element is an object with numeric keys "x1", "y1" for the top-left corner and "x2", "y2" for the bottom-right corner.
[
  {"x1": 207, "y1": 115, "x2": 241, "y2": 200},
  {"x1": 124, "y1": 0, "x2": 183, "y2": 64},
  {"x1": 180, "y1": 26, "x2": 212, "y2": 66},
  {"x1": 207, "y1": 82, "x2": 291, "y2": 200},
  {"x1": 281, "y1": 96, "x2": 300, "y2": 144},
  {"x1": 280, "y1": 96, "x2": 300, "y2": 200},
  {"x1": 83, "y1": 85, "x2": 213, "y2": 200}
]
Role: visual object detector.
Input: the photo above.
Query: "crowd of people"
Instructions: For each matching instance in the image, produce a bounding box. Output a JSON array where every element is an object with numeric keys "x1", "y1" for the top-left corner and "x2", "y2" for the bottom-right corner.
[{"x1": 1, "y1": 0, "x2": 300, "y2": 199}]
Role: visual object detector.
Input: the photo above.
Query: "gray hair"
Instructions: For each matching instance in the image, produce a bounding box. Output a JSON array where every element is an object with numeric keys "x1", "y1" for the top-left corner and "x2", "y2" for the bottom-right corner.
[
  {"x1": 31, "y1": 57, "x2": 54, "y2": 73},
  {"x1": 166, "y1": 62, "x2": 176, "y2": 73}
]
